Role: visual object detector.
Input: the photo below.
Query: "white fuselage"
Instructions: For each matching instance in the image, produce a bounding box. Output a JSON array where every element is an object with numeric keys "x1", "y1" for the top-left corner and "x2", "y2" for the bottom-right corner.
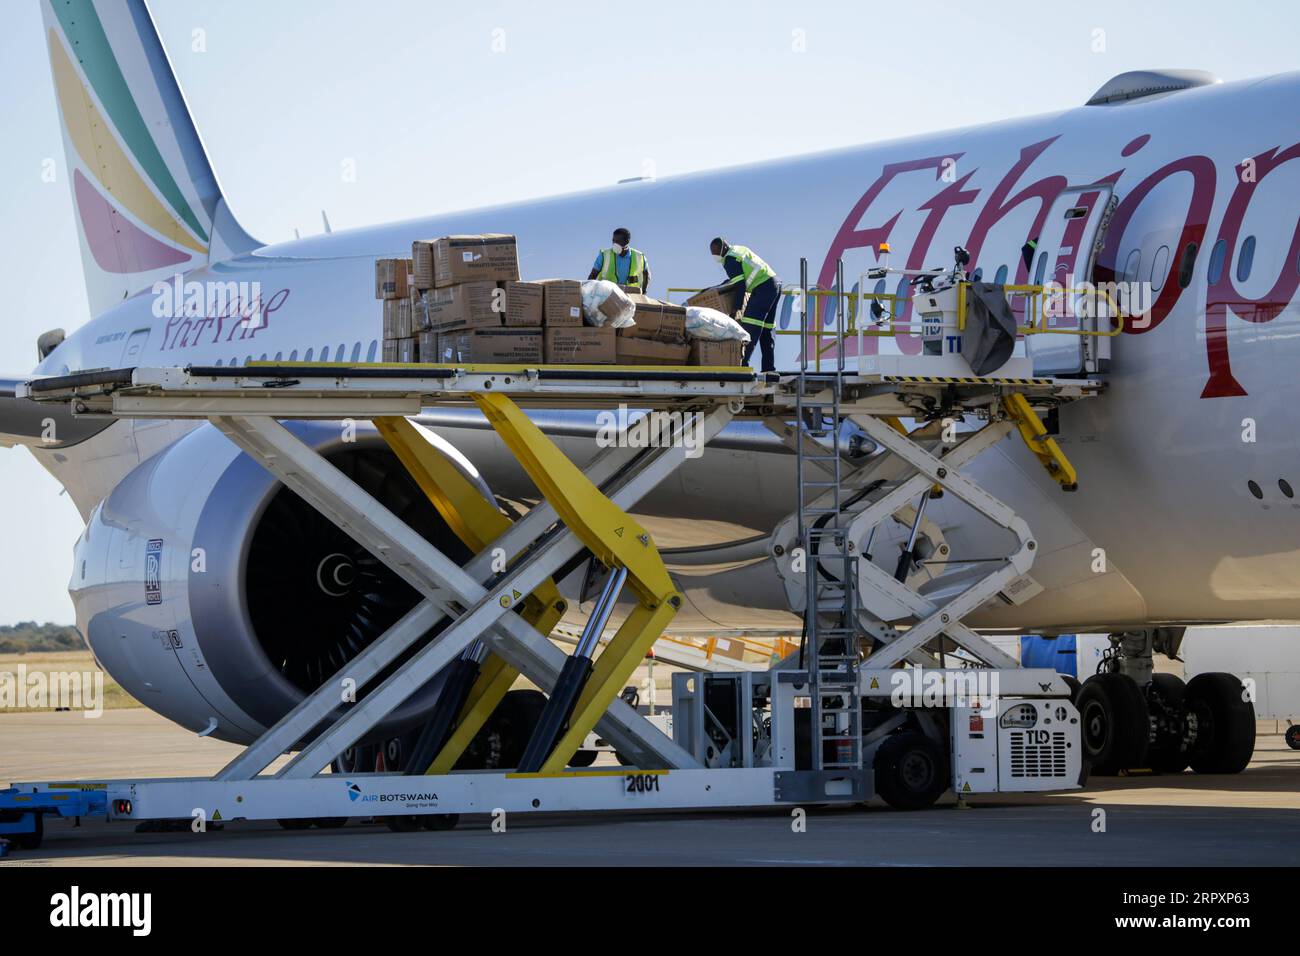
[{"x1": 28, "y1": 72, "x2": 1300, "y2": 632}]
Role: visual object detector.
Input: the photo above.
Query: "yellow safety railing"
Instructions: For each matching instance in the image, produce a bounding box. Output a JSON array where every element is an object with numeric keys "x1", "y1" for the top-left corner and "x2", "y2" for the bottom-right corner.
[{"x1": 668, "y1": 281, "x2": 1126, "y2": 373}]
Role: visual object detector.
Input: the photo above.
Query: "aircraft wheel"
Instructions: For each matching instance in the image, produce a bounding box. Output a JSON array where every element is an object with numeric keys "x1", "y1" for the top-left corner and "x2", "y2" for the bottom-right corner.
[
  {"x1": 1146, "y1": 673, "x2": 1190, "y2": 774},
  {"x1": 1286, "y1": 725, "x2": 1300, "y2": 751},
  {"x1": 313, "y1": 817, "x2": 348, "y2": 829},
  {"x1": 873, "y1": 731, "x2": 948, "y2": 810},
  {"x1": 568, "y1": 749, "x2": 598, "y2": 768},
  {"x1": 1186, "y1": 673, "x2": 1256, "y2": 774},
  {"x1": 1077, "y1": 673, "x2": 1149, "y2": 775}
]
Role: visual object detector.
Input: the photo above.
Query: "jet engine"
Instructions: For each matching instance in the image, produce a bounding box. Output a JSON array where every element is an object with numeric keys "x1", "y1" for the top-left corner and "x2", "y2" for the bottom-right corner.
[{"x1": 69, "y1": 420, "x2": 481, "y2": 748}]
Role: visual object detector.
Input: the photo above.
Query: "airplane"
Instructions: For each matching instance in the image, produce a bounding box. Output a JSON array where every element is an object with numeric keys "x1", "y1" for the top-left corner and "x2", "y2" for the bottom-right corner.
[{"x1": 4, "y1": 0, "x2": 1293, "y2": 784}]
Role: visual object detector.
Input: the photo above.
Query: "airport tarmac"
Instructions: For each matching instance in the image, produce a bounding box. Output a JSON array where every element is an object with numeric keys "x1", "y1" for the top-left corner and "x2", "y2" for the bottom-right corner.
[{"x1": 3, "y1": 709, "x2": 1299, "y2": 866}]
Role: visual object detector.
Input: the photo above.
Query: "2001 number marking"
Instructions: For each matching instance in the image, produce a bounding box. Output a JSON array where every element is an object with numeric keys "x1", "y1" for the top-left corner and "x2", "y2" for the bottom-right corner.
[{"x1": 625, "y1": 774, "x2": 661, "y2": 794}]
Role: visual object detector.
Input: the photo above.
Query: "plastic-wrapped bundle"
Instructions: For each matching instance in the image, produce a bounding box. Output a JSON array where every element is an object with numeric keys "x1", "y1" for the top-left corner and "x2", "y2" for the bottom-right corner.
[
  {"x1": 685, "y1": 306, "x2": 750, "y2": 343},
  {"x1": 580, "y1": 279, "x2": 636, "y2": 328}
]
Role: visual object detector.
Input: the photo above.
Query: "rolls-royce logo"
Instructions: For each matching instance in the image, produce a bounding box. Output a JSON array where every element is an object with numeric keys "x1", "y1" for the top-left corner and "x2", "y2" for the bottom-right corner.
[{"x1": 144, "y1": 539, "x2": 163, "y2": 605}]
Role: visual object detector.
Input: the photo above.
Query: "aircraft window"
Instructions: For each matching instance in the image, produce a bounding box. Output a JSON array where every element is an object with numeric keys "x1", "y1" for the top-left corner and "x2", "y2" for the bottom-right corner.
[
  {"x1": 289, "y1": 350, "x2": 299, "y2": 362},
  {"x1": 335, "y1": 344, "x2": 345, "y2": 362},
  {"x1": 994, "y1": 265, "x2": 1008, "y2": 285},
  {"x1": 1280, "y1": 479, "x2": 1294, "y2": 499},
  {"x1": 274, "y1": 351, "x2": 283, "y2": 361},
  {"x1": 872, "y1": 279, "x2": 886, "y2": 295},
  {"x1": 1151, "y1": 245, "x2": 1170, "y2": 292},
  {"x1": 1033, "y1": 252, "x2": 1047, "y2": 285},
  {"x1": 1178, "y1": 241, "x2": 1199, "y2": 288},
  {"x1": 259, "y1": 353, "x2": 268, "y2": 362},
  {"x1": 245, "y1": 356, "x2": 252, "y2": 365},
  {"x1": 350, "y1": 342, "x2": 362, "y2": 362},
  {"x1": 777, "y1": 290, "x2": 793, "y2": 329},
  {"x1": 305, "y1": 348, "x2": 314, "y2": 362},
  {"x1": 1123, "y1": 249, "x2": 1141, "y2": 283},
  {"x1": 1247, "y1": 480, "x2": 1263, "y2": 500},
  {"x1": 231, "y1": 357, "x2": 237, "y2": 366},
  {"x1": 367, "y1": 340, "x2": 378, "y2": 362},
  {"x1": 215, "y1": 359, "x2": 223, "y2": 367},
  {"x1": 971, "y1": 268, "x2": 983, "y2": 281},
  {"x1": 1207, "y1": 238, "x2": 1227, "y2": 284},
  {"x1": 1237, "y1": 235, "x2": 1256, "y2": 282}
]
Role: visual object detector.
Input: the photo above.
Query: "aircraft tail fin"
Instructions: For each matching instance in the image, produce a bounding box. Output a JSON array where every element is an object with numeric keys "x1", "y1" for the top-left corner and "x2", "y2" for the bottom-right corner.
[{"x1": 40, "y1": 0, "x2": 260, "y2": 316}]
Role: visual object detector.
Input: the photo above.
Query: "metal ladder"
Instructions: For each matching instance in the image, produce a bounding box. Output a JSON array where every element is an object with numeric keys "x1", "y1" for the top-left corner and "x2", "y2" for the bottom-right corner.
[{"x1": 795, "y1": 257, "x2": 863, "y2": 772}]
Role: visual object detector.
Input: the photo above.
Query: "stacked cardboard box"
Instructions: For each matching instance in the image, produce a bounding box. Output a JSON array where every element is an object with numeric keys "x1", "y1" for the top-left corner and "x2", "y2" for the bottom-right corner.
[
  {"x1": 381, "y1": 235, "x2": 523, "y2": 362},
  {"x1": 616, "y1": 294, "x2": 689, "y2": 366},
  {"x1": 685, "y1": 284, "x2": 747, "y2": 319}
]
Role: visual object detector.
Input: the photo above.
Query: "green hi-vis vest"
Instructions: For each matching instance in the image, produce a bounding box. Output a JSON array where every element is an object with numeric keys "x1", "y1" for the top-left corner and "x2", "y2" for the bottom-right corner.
[
  {"x1": 598, "y1": 248, "x2": 646, "y2": 286},
  {"x1": 725, "y1": 244, "x2": 775, "y2": 292}
]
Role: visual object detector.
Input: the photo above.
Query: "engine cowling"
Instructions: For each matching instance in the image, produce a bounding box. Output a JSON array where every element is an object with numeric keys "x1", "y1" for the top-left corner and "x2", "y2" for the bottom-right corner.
[{"x1": 70, "y1": 420, "x2": 479, "y2": 745}]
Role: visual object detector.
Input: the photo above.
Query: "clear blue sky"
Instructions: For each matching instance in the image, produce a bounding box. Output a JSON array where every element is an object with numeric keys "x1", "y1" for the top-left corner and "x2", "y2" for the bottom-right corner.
[{"x1": 1, "y1": 0, "x2": 1297, "y2": 625}]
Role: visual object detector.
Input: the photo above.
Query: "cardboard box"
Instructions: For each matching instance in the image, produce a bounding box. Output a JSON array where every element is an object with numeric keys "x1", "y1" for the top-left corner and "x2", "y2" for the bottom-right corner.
[
  {"x1": 382, "y1": 298, "x2": 413, "y2": 339},
  {"x1": 540, "y1": 279, "x2": 584, "y2": 326},
  {"x1": 432, "y1": 234, "x2": 520, "y2": 288},
  {"x1": 411, "y1": 240, "x2": 438, "y2": 289},
  {"x1": 504, "y1": 281, "x2": 544, "y2": 327},
  {"x1": 416, "y1": 281, "x2": 503, "y2": 333},
  {"x1": 688, "y1": 338, "x2": 745, "y2": 366},
  {"x1": 382, "y1": 339, "x2": 400, "y2": 363},
  {"x1": 616, "y1": 336, "x2": 690, "y2": 366},
  {"x1": 417, "y1": 331, "x2": 439, "y2": 361},
  {"x1": 623, "y1": 294, "x2": 687, "y2": 342},
  {"x1": 375, "y1": 258, "x2": 412, "y2": 299},
  {"x1": 438, "y1": 328, "x2": 544, "y2": 364},
  {"x1": 686, "y1": 284, "x2": 746, "y2": 318},
  {"x1": 544, "y1": 326, "x2": 616, "y2": 365},
  {"x1": 397, "y1": 336, "x2": 419, "y2": 364}
]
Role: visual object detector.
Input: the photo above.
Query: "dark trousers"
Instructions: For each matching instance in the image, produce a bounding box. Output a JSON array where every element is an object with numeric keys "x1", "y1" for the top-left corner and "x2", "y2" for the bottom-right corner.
[{"x1": 741, "y1": 278, "x2": 780, "y2": 372}]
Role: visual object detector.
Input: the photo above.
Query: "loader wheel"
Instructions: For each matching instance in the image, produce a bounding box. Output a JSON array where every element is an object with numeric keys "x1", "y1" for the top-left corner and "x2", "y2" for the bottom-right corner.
[
  {"x1": 1286, "y1": 725, "x2": 1300, "y2": 751},
  {"x1": 874, "y1": 731, "x2": 948, "y2": 810},
  {"x1": 1077, "y1": 673, "x2": 1149, "y2": 774},
  {"x1": 384, "y1": 815, "x2": 424, "y2": 833},
  {"x1": 421, "y1": 814, "x2": 460, "y2": 831},
  {"x1": 14, "y1": 813, "x2": 43, "y2": 850},
  {"x1": 1186, "y1": 673, "x2": 1255, "y2": 774},
  {"x1": 1146, "y1": 673, "x2": 1190, "y2": 774}
]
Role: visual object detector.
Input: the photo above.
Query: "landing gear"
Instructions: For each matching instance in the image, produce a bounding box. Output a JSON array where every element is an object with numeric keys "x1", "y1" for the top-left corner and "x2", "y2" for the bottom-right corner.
[
  {"x1": 873, "y1": 731, "x2": 948, "y2": 810},
  {"x1": 1184, "y1": 673, "x2": 1256, "y2": 774},
  {"x1": 1077, "y1": 673, "x2": 1149, "y2": 775},
  {"x1": 1287, "y1": 725, "x2": 1300, "y2": 751},
  {"x1": 1146, "y1": 673, "x2": 1190, "y2": 774}
]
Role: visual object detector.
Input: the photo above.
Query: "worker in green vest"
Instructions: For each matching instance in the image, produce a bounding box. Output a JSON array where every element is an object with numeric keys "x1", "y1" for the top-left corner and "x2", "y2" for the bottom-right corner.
[
  {"x1": 709, "y1": 237, "x2": 781, "y2": 372},
  {"x1": 589, "y1": 227, "x2": 650, "y2": 293}
]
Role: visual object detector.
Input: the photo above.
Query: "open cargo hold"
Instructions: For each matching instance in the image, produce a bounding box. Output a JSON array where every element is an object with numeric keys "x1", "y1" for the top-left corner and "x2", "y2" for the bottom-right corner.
[{"x1": 376, "y1": 236, "x2": 750, "y2": 367}]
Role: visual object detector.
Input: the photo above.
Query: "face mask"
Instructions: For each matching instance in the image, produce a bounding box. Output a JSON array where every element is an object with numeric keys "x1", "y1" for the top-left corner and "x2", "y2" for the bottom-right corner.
[
  {"x1": 611, "y1": 243, "x2": 625, "y2": 254},
  {"x1": 712, "y1": 254, "x2": 724, "y2": 264}
]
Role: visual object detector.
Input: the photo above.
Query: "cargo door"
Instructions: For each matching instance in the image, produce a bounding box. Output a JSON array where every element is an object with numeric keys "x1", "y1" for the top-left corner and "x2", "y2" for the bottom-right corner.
[{"x1": 1025, "y1": 184, "x2": 1116, "y2": 375}]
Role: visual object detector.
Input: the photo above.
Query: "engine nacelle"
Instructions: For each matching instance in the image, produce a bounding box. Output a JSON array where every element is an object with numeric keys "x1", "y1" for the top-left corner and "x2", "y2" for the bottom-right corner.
[{"x1": 70, "y1": 420, "x2": 481, "y2": 746}]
